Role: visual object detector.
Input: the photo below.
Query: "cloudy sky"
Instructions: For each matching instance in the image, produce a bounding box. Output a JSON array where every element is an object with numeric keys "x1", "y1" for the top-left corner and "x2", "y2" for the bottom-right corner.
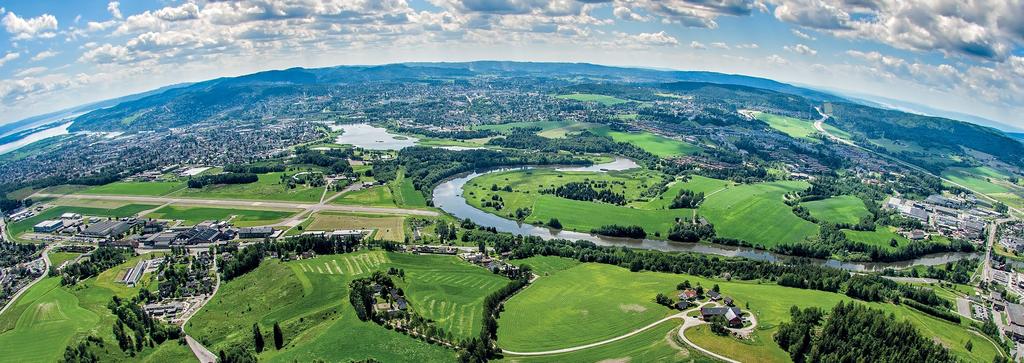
[{"x1": 1, "y1": 0, "x2": 1023, "y2": 128}]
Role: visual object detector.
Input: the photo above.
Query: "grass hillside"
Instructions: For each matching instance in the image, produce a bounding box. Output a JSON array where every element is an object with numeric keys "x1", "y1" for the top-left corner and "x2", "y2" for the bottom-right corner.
[
  {"x1": 498, "y1": 258, "x2": 998, "y2": 363},
  {"x1": 189, "y1": 250, "x2": 504, "y2": 361}
]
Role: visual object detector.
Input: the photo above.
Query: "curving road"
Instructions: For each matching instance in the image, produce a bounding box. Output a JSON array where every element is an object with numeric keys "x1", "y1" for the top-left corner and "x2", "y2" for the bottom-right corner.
[{"x1": 0, "y1": 244, "x2": 51, "y2": 318}]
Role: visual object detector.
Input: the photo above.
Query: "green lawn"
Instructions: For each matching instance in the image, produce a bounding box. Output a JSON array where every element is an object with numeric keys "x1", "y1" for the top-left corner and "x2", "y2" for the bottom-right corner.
[
  {"x1": 8, "y1": 204, "x2": 158, "y2": 241},
  {"x1": 697, "y1": 180, "x2": 818, "y2": 248},
  {"x1": 754, "y1": 112, "x2": 820, "y2": 140},
  {"x1": 638, "y1": 176, "x2": 732, "y2": 210},
  {"x1": 171, "y1": 172, "x2": 325, "y2": 202},
  {"x1": 146, "y1": 205, "x2": 297, "y2": 226},
  {"x1": 48, "y1": 252, "x2": 81, "y2": 268},
  {"x1": 395, "y1": 174, "x2": 428, "y2": 208},
  {"x1": 189, "y1": 251, "x2": 500, "y2": 362},
  {"x1": 0, "y1": 254, "x2": 178, "y2": 362},
  {"x1": 463, "y1": 168, "x2": 691, "y2": 237},
  {"x1": 498, "y1": 259, "x2": 997, "y2": 362},
  {"x1": 79, "y1": 181, "x2": 186, "y2": 196},
  {"x1": 511, "y1": 255, "x2": 581, "y2": 276},
  {"x1": 802, "y1": 195, "x2": 870, "y2": 225},
  {"x1": 500, "y1": 320, "x2": 706, "y2": 362},
  {"x1": 842, "y1": 226, "x2": 926, "y2": 250},
  {"x1": 555, "y1": 93, "x2": 630, "y2": 106}
]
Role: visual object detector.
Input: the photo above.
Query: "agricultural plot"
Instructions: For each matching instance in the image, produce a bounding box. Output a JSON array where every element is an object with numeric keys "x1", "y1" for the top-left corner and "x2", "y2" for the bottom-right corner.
[
  {"x1": 464, "y1": 168, "x2": 691, "y2": 236},
  {"x1": 754, "y1": 112, "x2": 820, "y2": 140},
  {"x1": 171, "y1": 171, "x2": 324, "y2": 202},
  {"x1": 555, "y1": 93, "x2": 630, "y2": 106},
  {"x1": 0, "y1": 254, "x2": 179, "y2": 362},
  {"x1": 590, "y1": 126, "x2": 701, "y2": 157},
  {"x1": 639, "y1": 175, "x2": 732, "y2": 210},
  {"x1": 303, "y1": 212, "x2": 406, "y2": 241},
  {"x1": 942, "y1": 166, "x2": 1014, "y2": 194},
  {"x1": 146, "y1": 205, "x2": 297, "y2": 226},
  {"x1": 698, "y1": 180, "x2": 817, "y2": 248},
  {"x1": 843, "y1": 226, "x2": 911, "y2": 250},
  {"x1": 510, "y1": 255, "x2": 581, "y2": 276},
  {"x1": 497, "y1": 259, "x2": 996, "y2": 362},
  {"x1": 79, "y1": 181, "x2": 186, "y2": 196},
  {"x1": 189, "y1": 251, "x2": 486, "y2": 362},
  {"x1": 500, "y1": 320, "x2": 701, "y2": 362},
  {"x1": 333, "y1": 185, "x2": 397, "y2": 207},
  {"x1": 802, "y1": 195, "x2": 870, "y2": 225}
]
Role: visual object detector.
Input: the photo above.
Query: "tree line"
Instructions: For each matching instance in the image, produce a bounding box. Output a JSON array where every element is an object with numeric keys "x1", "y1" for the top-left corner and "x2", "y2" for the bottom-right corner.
[{"x1": 187, "y1": 172, "x2": 258, "y2": 188}]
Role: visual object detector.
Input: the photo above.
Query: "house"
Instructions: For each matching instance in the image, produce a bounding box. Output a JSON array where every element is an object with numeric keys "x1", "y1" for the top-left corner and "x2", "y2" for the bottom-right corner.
[
  {"x1": 33, "y1": 219, "x2": 63, "y2": 233},
  {"x1": 678, "y1": 289, "x2": 698, "y2": 301},
  {"x1": 675, "y1": 301, "x2": 689, "y2": 310},
  {"x1": 143, "y1": 302, "x2": 183, "y2": 317},
  {"x1": 238, "y1": 226, "x2": 274, "y2": 239},
  {"x1": 700, "y1": 307, "x2": 743, "y2": 327},
  {"x1": 908, "y1": 230, "x2": 926, "y2": 240},
  {"x1": 81, "y1": 220, "x2": 131, "y2": 238},
  {"x1": 394, "y1": 297, "x2": 408, "y2": 311},
  {"x1": 723, "y1": 297, "x2": 734, "y2": 306},
  {"x1": 707, "y1": 290, "x2": 721, "y2": 301}
]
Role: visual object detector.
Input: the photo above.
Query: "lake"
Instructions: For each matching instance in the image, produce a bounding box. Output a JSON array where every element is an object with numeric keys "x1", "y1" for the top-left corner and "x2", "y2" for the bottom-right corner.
[{"x1": 333, "y1": 123, "x2": 418, "y2": 150}]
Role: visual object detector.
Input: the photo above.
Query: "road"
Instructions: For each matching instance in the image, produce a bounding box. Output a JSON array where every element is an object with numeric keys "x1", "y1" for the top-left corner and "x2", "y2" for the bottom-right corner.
[
  {"x1": 181, "y1": 251, "x2": 220, "y2": 363},
  {"x1": 34, "y1": 193, "x2": 439, "y2": 217},
  {"x1": 185, "y1": 336, "x2": 216, "y2": 363}
]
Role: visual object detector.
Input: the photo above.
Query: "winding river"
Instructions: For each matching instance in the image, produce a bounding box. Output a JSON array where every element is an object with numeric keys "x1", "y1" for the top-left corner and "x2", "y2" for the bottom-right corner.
[{"x1": 431, "y1": 157, "x2": 980, "y2": 272}]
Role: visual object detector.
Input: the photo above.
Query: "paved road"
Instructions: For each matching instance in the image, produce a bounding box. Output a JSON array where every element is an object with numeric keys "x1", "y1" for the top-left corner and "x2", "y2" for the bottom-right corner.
[
  {"x1": 35, "y1": 193, "x2": 439, "y2": 217},
  {"x1": 882, "y1": 276, "x2": 940, "y2": 284},
  {"x1": 185, "y1": 336, "x2": 216, "y2": 363},
  {"x1": 181, "y1": 253, "x2": 221, "y2": 363}
]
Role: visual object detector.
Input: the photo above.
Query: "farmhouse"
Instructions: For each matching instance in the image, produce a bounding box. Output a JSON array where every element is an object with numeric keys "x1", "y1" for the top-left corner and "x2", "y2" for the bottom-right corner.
[
  {"x1": 700, "y1": 306, "x2": 743, "y2": 327},
  {"x1": 33, "y1": 219, "x2": 63, "y2": 233},
  {"x1": 678, "y1": 289, "x2": 698, "y2": 301},
  {"x1": 81, "y1": 220, "x2": 131, "y2": 238},
  {"x1": 707, "y1": 290, "x2": 721, "y2": 301}
]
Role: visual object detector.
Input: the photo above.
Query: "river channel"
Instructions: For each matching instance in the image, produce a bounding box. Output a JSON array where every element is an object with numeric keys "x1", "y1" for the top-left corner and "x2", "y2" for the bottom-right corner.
[{"x1": 431, "y1": 157, "x2": 980, "y2": 272}]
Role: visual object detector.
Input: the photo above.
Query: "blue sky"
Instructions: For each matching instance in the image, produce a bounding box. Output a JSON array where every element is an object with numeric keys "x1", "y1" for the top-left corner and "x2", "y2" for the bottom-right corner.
[{"x1": 0, "y1": 0, "x2": 1022, "y2": 128}]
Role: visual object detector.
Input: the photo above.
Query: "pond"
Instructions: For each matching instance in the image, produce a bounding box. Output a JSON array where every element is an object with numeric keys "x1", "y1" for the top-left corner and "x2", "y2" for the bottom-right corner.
[{"x1": 333, "y1": 123, "x2": 418, "y2": 150}]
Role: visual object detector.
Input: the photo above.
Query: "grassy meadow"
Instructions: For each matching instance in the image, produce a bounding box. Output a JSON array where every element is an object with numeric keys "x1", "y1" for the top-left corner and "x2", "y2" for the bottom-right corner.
[
  {"x1": 802, "y1": 195, "x2": 870, "y2": 224},
  {"x1": 333, "y1": 185, "x2": 397, "y2": 206},
  {"x1": 697, "y1": 180, "x2": 817, "y2": 248},
  {"x1": 188, "y1": 250, "x2": 503, "y2": 362},
  {"x1": 301, "y1": 212, "x2": 406, "y2": 241},
  {"x1": 554, "y1": 93, "x2": 630, "y2": 106},
  {"x1": 79, "y1": 181, "x2": 186, "y2": 196},
  {"x1": 145, "y1": 205, "x2": 297, "y2": 226},
  {"x1": 171, "y1": 171, "x2": 325, "y2": 202},
  {"x1": 498, "y1": 257, "x2": 998, "y2": 363}
]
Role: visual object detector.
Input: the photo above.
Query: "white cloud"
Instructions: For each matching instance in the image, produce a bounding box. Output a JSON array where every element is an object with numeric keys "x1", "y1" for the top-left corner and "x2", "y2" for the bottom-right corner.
[
  {"x1": 31, "y1": 50, "x2": 58, "y2": 61},
  {"x1": 623, "y1": 31, "x2": 679, "y2": 46},
  {"x1": 791, "y1": 28, "x2": 815, "y2": 40},
  {"x1": 765, "y1": 54, "x2": 788, "y2": 64},
  {"x1": 710, "y1": 42, "x2": 729, "y2": 49},
  {"x1": 612, "y1": 0, "x2": 759, "y2": 29},
  {"x1": 690, "y1": 40, "x2": 706, "y2": 49},
  {"x1": 2, "y1": 12, "x2": 58, "y2": 40},
  {"x1": 784, "y1": 43, "x2": 817, "y2": 55},
  {"x1": 108, "y1": 1, "x2": 123, "y2": 20},
  {"x1": 735, "y1": 43, "x2": 759, "y2": 49},
  {"x1": 14, "y1": 66, "x2": 47, "y2": 77},
  {"x1": 0, "y1": 52, "x2": 19, "y2": 67}
]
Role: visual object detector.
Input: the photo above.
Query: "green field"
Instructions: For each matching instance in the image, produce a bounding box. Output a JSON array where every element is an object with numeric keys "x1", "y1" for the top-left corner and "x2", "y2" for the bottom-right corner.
[
  {"x1": 171, "y1": 172, "x2": 325, "y2": 202},
  {"x1": 697, "y1": 180, "x2": 818, "y2": 247},
  {"x1": 301, "y1": 212, "x2": 406, "y2": 241},
  {"x1": 591, "y1": 126, "x2": 701, "y2": 157},
  {"x1": 333, "y1": 185, "x2": 396, "y2": 206},
  {"x1": 8, "y1": 204, "x2": 158, "y2": 241},
  {"x1": 802, "y1": 195, "x2": 870, "y2": 224},
  {"x1": 500, "y1": 320, "x2": 707, "y2": 362},
  {"x1": 473, "y1": 120, "x2": 573, "y2": 135},
  {"x1": 942, "y1": 166, "x2": 1014, "y2": 194},
  {"x1": 498, "y1": 258, "x2": 997, "y2": 362},
  {"x1": 189, "y1": 251, "x2": 503, "y2": 361},
  {"x1": 639, "y1": 176, "x2": 732, "y2": 210},
  {"x1": 0, "y1": 254, "x2": 182, "y2": 362},
  {"x1": 754, "y1": 112, "x2": 851, "y2": 141},
  {"x1": 79, "y1": 181, "x2": 186, "y2": 196},
  {"x1": 395, "y1": 173, "x2": 428, "y2": 207},
  {"x1": 843, "y1": 226, "x2": 912, "y2": 250},
  {"x1": 555, "y1": 93, "x2": 630, "y2": 106},
  {"x1": 146, "y1": 205, "x2": 297, "y2": 226},
  {"x1": 48, "y1": 252, "x2": 81, "y2": 268},
  {"x1": 464, "y1": 169, "x2": 692, "y2": 236}
]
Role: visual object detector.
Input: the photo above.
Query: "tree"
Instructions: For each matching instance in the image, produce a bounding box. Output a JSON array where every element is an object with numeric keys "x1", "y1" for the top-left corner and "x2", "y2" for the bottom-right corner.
[
  {"x1": 478, "y1": 240, "x2": 486, "y2": 254},
  {"x1": 695, "y1": 285, "x2": 704, "y2": 296},
  {"x1": 547, "y1": 218, "x2": 562, "y2": 229},
  {"x1": 677, "y1": 280, "x2": 691, "y2": 290},
  {"x1": 964, "y1": 340, "x2": 972, "y2": 352},
  {"x1": 253, "y1": 323, "x2": 265, "y2": 353},
  {"x1": 712, "y1": 284, "x2": 720, "y2": 292},
  {"x1": 273, "y1": 322, "x2": 283, "y2": 350},
  {"x1": 655, "y1": 293, "x2": 672, "y2": 306},
  {"x1": 995, "y1": 202, "x2": 1009, "y2": 214}
]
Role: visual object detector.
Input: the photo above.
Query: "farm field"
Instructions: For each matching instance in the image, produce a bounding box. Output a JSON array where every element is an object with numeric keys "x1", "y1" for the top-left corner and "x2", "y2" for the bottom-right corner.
[
  {"x1": 78, "y1": 181, "x2": 186, "y2": 196},
  {"x1": 942, "y1": 166, "x2": 1014, "y2": 194},
  {"x1": 590, "y1": 126, "x2": 701, "y2": 157},
  {"x1": 463, "y1": 168, "x2": 692, "y2": 236},
  {"x1": 301, "y1": 212, "x2": 406, "y2": 241},
  {"x1": 555, "y1": 93, "x2": 630, "y2": 106},
  {"x1": 500, "y1": 320, "x2": 706, "y2": 362},
  {"x1": 0, "y1": 254, "x2": 178, "y2": 362},
  {"x1": 697, "y1": 180, "x2": 818, "y2": 248},
  {"x1": 145, "y1": 205, "x2": 297, "y2": 226},
  {"x1": 638, "y1": 175, "x2": 733, "y2": 210},
  {"x1": 7, "y1": 204, "x2": 158, "y2": 241},
  {"x1": 188, "y1": 251, "x2": 489, "y2": 362},
  {"x1": 510, "y1": 255, "x2": 581, "y2": 276},
  {"x1": 497, "y1": 258, "x2": 997, "y2": 362},
  {"x1": 171, "y1": 172, "x2": 324, "y2": 202},
  {"x1": 754, "y1": 112, "x2": 820, "y2": 140},
  {"x1": 802, "y1": 195, "x2": 870, "y2": 224},
  {"x1": 333, "y1": 185, "x2": 397, "y2": 207},
  {"x1": 842, "y1": 226, "x2": 919, "y2": 250},
  {"x1": 394, "y1": 173, "x2": 428, "y2": 207}
]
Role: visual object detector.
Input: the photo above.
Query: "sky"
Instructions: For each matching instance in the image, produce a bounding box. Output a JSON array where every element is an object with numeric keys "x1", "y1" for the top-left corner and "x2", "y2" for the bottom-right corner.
[{"x1": 0, "y1": 0, "x2": 1022, "y2": 129}]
